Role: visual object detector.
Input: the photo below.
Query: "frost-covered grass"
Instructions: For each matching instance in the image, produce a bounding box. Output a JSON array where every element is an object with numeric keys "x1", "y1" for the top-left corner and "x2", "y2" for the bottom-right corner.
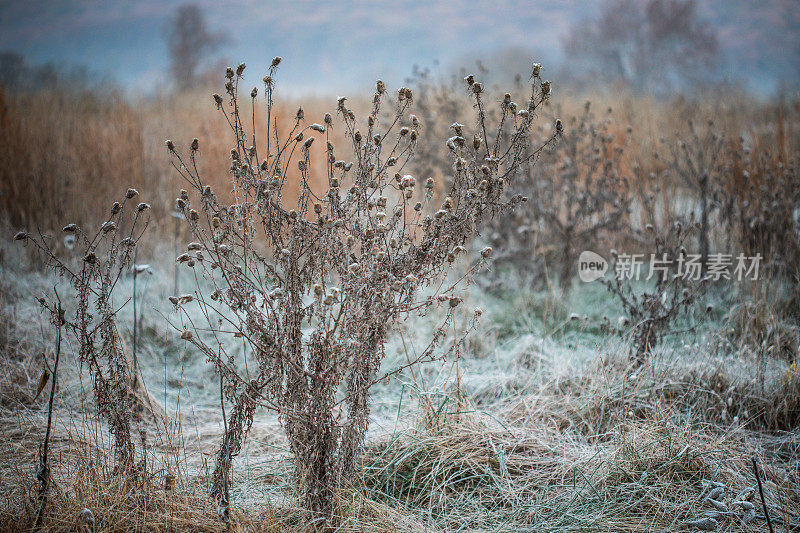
[{"x1": 0, "y1": 240, "x2": 798, "y2": 531}]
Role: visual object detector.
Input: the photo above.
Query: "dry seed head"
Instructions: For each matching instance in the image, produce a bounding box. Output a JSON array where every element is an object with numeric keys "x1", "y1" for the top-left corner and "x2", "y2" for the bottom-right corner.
[
  {"x1": 83, "y1": 251, "x2": 96, "y2": 263},
  {"x1": 542, "y1": 80, "x2": 551, "y2": 96},
  {"x1": 181, "y1": 330, "x2": 193, "y2": 340},
  {"x1": 101, "y1": 221, "x2": 116, "y2": 233},
  {"x1": 296, "y1": 107, "x2": 304, "y2": 120},
  {"x1": 126, "y1": 188, "x2": 138, "y2": 199},
  {"x1": 165, "y1": 139, "x2": 175, "y2": 151},
  {"x1": 531, "y1": 63, "x2": 541, "y2": 77},
  {"x1": 310, "y1": 123, "x2": 325, "y2": 132},
  {"x1": 137, "y1": 202, "x2": 150, "y2": 212},
  {"x1": 13, "y1": 231, "x2": 27, "y2": 241},
  {"x1": 63, "y1": 224, "x2": 78, "y2": 232},
  {"x1": 480, "y1": 246, "x2": 493, "y2": 258},
  {"x1": 271, "y1": 56, "x2": 282, "y2": 67},
  {"x1": 225, "y1": 67, "x2": 234, "y2": 79},
  {"x1": 78, "y1": 508, "x2": 95, "y2": 528},
  {"x1": 189, "y1": 209, "x2": 199, "y2": 221},
  {"x1": 472, "y1": 82, "x2": 483, "y2": 94}
]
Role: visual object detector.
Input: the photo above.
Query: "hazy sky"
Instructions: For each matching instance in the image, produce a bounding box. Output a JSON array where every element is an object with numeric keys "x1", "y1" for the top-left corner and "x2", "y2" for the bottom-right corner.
[{"x1": 0, "y1": 0, "x2": 797, "y2": 95}]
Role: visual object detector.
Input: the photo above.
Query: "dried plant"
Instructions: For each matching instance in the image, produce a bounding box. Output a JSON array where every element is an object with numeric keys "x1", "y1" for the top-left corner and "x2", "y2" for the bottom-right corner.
[
  {"x1": 166, "y1": 59, "x2": 557, "y2": 526},
  {"x1": 658, "y1": 118, "x2": 725, "y2": 269},
  {"x1": 600, "y1": 220, "x2": 706, "y2": 366},
  {"x1": 14, "y1": 191, "x2": 162, "y2": 479},
  {"x1": 519, "y1": 102, "x2": 631, "y2": 293},
  {"x1": 722, "y1": 148, "x2": 800, "y2": 280}
]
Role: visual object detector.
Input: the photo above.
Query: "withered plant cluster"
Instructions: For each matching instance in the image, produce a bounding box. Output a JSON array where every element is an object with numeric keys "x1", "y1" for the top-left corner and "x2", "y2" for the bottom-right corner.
[
  {"x1": 600, "y1": 220, "x2": 706, "y2": 365},
  {"x1": 14, "y1": 192, "x2": 162, "y2": 505},
  {"x1": 165, "y1": 59, "x2": 557, "y2": 525},
  {"x1": 515, "y1": 102, "x2": 631, "y2": 292},
  {"x1": 658, "y1": 118, "x2": 725, "y2": 269}
]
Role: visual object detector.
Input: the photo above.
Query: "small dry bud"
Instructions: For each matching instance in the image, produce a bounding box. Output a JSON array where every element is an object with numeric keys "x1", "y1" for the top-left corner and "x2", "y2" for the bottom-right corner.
[{"x1": 181, "y1": 330, "x2": 193, "y2": 340}]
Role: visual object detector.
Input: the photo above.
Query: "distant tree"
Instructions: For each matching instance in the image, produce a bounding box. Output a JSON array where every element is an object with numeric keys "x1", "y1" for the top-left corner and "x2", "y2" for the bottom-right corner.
[
  {"x1": 0, "y1": 51, "x2": 58, "y2": 91},
  {"x1": 165, "y1": 4, "x2": 222, "y2": 90},
  {"x1": 563, "y1": 0, "x2": 719, "y2": 93}
]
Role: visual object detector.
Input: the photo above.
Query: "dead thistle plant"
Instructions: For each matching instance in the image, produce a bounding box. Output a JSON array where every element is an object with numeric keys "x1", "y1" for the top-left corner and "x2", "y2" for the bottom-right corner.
[
  {"x1": 166, "y1": 59, "x2": 558, "y2": 527},
  {"x1": 14, "y1": 191, "x2": 162, "y2": 482}
]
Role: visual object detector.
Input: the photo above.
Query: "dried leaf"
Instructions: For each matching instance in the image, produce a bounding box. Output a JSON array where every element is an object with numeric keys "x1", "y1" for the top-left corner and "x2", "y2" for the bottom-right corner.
[{"x1": 33, "y1": 368, "x2": 50, "y2": 401}]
